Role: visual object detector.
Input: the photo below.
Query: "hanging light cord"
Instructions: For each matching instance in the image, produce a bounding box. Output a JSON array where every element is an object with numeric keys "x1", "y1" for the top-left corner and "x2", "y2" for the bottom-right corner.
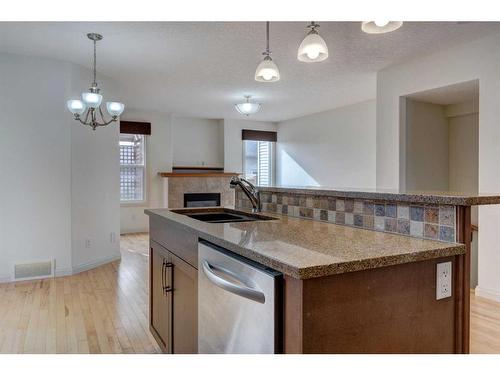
[
  {"x1": 92, "y1": 39, "x2": 97, "y2": 87},
  {"x1": 266, "y1": 21, "x2": 270, "y2": 55}
]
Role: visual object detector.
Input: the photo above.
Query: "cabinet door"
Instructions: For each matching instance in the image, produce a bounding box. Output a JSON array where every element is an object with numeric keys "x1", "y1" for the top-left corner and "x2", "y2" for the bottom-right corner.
[
  {"x1": 150, "y1": 242, "x2": 172, "y2": 353},
  {"x1": 171, "y1": 252, "x2": 198, "y2": 354}
]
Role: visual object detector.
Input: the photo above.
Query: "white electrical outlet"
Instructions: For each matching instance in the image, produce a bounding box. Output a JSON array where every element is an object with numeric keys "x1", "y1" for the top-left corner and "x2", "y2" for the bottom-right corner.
[
  {"x1": 85, "y1": 239, "x2": 91, "y2": 249},
  {"x1": 436, "y1": 261, "x2": 452, "y2": 300}
]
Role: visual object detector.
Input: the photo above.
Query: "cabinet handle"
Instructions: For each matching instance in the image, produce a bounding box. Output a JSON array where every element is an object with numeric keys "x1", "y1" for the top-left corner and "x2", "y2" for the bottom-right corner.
[
  {"x1": 163, "y1": 262, "x2": 174, "y2": 293},
  {"x1": 161, "y1": 259, "x2": 166, "y2": 292}
]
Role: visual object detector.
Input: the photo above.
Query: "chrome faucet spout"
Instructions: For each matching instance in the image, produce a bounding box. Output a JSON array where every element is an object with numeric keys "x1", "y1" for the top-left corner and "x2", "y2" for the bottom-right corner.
[{"x1": 230, "y1": 176, "x2": 261, "y2": 213}]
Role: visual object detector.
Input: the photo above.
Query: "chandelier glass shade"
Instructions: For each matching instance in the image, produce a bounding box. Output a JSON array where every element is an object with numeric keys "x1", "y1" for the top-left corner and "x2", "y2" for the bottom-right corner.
[
  {"x1": 235, "y1": 96, "x2": 261, "y2": 116},
  {"x1": 361, "y1": 21, "x2": 403, "y2": 34},
  {"x1": 66, "y1": 33, "x2": 125, "y2": 130},
  {"x1": 255, "y1": 22, "x2": 280, "y2": 82},
  {"x1": 297, "y1": 22, "x2": 329, "y2": 62}
]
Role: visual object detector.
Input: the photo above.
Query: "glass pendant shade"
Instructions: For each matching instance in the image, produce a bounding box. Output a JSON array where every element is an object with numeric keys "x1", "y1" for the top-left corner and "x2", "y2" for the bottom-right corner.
[
  {"x1": 255, "y1": 56, "x2": 280, "y2": 82},
  {"x1": 361, "y1": 21, "x2": 403, "y2": 34},
  {"x1": 298, "y1": 31, "x2": 329, "y2": 62},
  {"x1": 81, "y1": 92, "x2": 103, "y2": 108},
  {"x1": 235, "y1": 101, "x2": 261, "y2": 116},
  {"x1": 106, "y1": 102, "x2": 125, "y2": 116},
  {"x1": 66, "y1": 99, "x2": 87, "y2": 115}
]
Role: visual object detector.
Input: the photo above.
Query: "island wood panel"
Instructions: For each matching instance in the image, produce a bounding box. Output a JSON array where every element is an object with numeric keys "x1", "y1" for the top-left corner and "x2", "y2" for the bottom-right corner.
[
  {"x1": 456, "y1": 205, "x2": 472, "y2": 353},
  {"x1": 284, "y1": 256, "x2": 462, "y2": 354}
]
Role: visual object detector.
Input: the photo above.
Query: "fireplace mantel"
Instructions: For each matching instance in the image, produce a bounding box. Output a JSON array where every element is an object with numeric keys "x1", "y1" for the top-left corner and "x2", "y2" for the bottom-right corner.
[{"x1": 158, "y1": 172, "x2": 239, "y2": 178}]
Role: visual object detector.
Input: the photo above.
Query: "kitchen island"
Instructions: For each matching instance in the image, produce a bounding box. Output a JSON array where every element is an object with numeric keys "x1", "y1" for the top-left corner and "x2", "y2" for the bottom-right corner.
[
  {"x1": 146, "y1": 186, "x2": 500, "y2": 354},
  {"x1": 146, "y1": 206, "x2": 468, "y2": 353}
]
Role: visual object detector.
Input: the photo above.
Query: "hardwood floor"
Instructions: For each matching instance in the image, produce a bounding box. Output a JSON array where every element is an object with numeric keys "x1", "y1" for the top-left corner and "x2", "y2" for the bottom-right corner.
[
  {"x1": 1, "y1": 232, "x2": 500, "y2": 353},
  {"x1": 0, "y1": 233, "x2": 160, "y2": 354},
  {"x1": 470, "y1": 290, "x2": 500, "y2": 353}
]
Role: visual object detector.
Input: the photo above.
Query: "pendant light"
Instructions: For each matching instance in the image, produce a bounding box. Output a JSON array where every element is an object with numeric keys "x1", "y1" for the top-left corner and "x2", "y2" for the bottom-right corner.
[
  {"x1": 235, "y1": 95, "x2": 261, "y2": 116},
  {"x1": 255, "y1": 22, "x2": 280, "y2": 82},
  {"x1": 361, "y1": 21, "x2": 403, "y2": 34},
  {"x1": 297, "y1": 22, "x2": 329, "y2": 63},
  {"x1": 66, "y1": 33, "x2": 125, "y2": 130}
]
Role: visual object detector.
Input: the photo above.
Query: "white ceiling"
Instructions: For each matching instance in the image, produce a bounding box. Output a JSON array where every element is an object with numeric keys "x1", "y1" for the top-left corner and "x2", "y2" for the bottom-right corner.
[
  {"x1": 0, "y1": 22, "x2": 499, "y2": 122},
  {"x1": 405, "y1": 79, "x2": 479, "y2": 105}
]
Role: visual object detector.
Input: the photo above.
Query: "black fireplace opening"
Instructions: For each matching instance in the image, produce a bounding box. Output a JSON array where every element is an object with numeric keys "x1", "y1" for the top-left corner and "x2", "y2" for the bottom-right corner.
[{"x1": 184, "y1": 193, "x2": 221, "y2": 208}]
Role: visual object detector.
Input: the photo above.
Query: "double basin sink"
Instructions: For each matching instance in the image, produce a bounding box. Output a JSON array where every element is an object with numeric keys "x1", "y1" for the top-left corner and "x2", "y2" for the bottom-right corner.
[{"x1": 172, "y1": 208, "x2": 278, "y2": 224}]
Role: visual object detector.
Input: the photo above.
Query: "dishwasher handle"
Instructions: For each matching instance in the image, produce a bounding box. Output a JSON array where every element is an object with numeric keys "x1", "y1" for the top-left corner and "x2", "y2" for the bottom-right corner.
[{"x1": 202, "y1": 260, "x2": 266, "y2": 304}]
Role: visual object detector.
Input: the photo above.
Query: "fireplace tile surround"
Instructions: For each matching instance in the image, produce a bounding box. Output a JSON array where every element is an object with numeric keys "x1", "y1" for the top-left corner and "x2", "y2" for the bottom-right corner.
[{"x1": 162, "y1": 175, "x2": 235, "y2": 208}]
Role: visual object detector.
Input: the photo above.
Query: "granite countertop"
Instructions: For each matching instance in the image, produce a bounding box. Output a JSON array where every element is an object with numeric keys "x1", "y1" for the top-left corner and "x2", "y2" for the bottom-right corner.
[
  {"x1": 257, "y1": 185, "x2": 500, "y2": 206},
  {"x1": 145, "y1": 208, "x2": 465, "y2": 279}
]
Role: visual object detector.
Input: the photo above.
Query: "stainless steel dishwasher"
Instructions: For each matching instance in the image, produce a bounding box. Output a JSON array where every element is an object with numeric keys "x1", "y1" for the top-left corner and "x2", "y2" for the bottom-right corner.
[{"x1": 198, "y1": 240, "x2": 283, "y2": 354}]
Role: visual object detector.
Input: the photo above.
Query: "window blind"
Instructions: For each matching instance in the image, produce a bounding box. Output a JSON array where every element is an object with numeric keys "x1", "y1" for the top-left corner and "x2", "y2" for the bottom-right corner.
[
  {"x1": 241, "y1": 129, "x2": 277, "y2": 142},
  {"x1": 257, "y1": 141, "x2": 271, "y2": 186},
  {"x1": 120, "y1": 121, "x2": 151, "y2": 135}
]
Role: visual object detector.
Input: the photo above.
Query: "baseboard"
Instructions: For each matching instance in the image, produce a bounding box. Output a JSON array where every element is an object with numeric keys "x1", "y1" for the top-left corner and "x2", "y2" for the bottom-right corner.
[
  {"x1": 120, "y1": 228, "x2": 149, "y2": 235},
  {"x1": 475, "y1": 286, "x2": 500, "y2": 302},
  {"x1": 0, "y1": 254, "x2": 122, "y2": 284},
  {"x1": 55, "y1": 266, "x2": 73, "y2": 277},
  {"x1": 72, "y1": 253, "x2": 122, "y2": 275},
  {"x1": 0, "y1": 274, "x2": 11, "y2": 283},
  {"x1": 0, "y1": 266, "x2": 73, "y2": 283}
]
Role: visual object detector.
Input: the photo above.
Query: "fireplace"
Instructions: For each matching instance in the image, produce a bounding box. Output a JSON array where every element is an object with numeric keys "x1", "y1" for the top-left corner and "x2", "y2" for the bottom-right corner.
[{"x1": 184, "y1": 193, "x2": 221, "y2": 208}]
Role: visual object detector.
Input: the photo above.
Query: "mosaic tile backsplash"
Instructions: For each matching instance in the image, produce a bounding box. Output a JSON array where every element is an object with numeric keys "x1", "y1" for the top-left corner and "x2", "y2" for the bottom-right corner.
[{"x1": 235, "y1": 189, "x2": 457, "y2": 243}]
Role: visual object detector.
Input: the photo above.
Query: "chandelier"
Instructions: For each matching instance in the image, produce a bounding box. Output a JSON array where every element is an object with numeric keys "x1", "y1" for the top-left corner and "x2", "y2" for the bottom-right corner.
[
  {"x1": 235, "y1": 95, "x2": 261, "y2": 116},
  {"x1": 66, "y1": 33, "x2": 125, "y2": 130}
]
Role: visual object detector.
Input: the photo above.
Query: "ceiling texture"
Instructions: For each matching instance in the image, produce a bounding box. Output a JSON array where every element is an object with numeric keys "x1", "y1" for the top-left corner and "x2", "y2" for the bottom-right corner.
[{"x1": 1, "y1": 22, "x2": 499, "y2": 122}]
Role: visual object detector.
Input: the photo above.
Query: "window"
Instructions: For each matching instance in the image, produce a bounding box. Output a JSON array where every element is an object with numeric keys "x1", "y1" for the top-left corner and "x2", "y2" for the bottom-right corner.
[
  {"x1": 243, "y1": 140, "x2": 274, "y2": 186},
  {"x1": 120, "y1": 134, "x2": 146, "y2": 203}
]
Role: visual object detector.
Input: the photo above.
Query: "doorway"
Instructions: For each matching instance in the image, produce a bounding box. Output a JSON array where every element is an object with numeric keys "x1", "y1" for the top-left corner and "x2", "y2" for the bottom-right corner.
[{"x1": 402, "y1": 79, "x2": 479, "y2": 286}]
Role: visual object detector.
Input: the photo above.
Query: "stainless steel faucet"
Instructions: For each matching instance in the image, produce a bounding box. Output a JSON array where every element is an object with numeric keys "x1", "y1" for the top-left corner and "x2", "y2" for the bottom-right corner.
[{"x1": 230, "y1": 176, "x2": 261, "y2": 213}]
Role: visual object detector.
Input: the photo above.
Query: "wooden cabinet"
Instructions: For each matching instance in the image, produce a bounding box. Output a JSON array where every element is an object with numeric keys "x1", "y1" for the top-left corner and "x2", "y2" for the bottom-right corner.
[
  {"x1": 150, "y1": 240, "x2": 197, "y2": 354},
  {"x1": 150, "y1": 242, "x2": 172, "y2": 353},
  {"x1": 171, "y1": 252, "x2": 198, "y2": 353}
]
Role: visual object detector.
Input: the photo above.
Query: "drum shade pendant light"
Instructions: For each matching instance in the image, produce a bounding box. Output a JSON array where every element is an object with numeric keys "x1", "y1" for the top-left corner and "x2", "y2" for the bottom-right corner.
[
  {"x1": 66, "y1": 33, "x2": 125, "y2": 130},
  {"x1": 361, "y1": 21, "x2": 403, "y2": 34},
  {"x1": 235, "y1": 95, "x2": 261, "y2": 116},
  {"x1": 255, "y1": 22, "x2": 280, "y2": 82},
  {"x1": 297, "y1": 22, "x2": 329, "y2": 62}
]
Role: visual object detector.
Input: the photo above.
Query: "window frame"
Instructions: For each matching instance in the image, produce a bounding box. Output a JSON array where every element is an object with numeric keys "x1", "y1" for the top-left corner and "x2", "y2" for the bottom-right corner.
[
  {"x1": 242, "y1": 139, "x2": 275, "y2": 187},
  {"x1": 119, "y1": 133, "x2": 148, "y2": 206}
]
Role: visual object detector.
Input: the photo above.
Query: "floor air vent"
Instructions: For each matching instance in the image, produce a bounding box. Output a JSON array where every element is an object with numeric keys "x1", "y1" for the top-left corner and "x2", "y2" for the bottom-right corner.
[{"x1": 14, "y1": 261, "x2": 53, "y2": 280}]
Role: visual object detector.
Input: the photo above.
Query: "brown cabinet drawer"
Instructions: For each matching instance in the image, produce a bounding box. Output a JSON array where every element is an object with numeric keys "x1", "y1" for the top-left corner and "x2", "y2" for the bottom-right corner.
[{"x1": 150, "y1": 216, "x2": 198, "y2": 268}]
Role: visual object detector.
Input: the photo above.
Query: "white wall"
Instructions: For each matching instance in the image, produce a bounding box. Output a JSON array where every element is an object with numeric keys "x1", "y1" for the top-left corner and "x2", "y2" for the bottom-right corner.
[
  {"x1": 448, "y1": 112, "x2": 479, "y2": 200},
  {"x1": 120, "y1": 110, "x2": 172, "y2": 234},
  {"x1": 376, "y1": 31, "x2": 500, "y2": 301},
  {"x1": 223, "y1": 119, "x2": 277, "y2": 173},
  {"x1": 276, "y1": 100, "x2": 376, "y2": 188},
  {"x1": 69, "y1": 64, "x2": 121, "y2": 271},
  {"x1": 0, "y1": 52, "x2": 121, "y2": 281},
  {"x1": 404, "y1": 99, "x2": 449, "y2": 191},
  {"x1": 172, "y1": 117, "x2": 223, "y2": 167},
  {"x1": 0, "y1": 54, "x2": 72, "y2": 281}
]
